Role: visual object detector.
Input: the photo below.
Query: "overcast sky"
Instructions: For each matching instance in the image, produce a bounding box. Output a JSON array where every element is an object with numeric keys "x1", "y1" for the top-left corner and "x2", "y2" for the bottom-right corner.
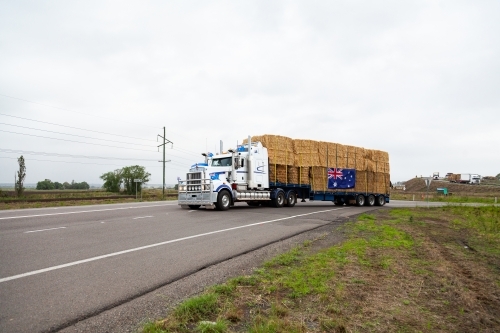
[{"x1": 1, "y1": 0, "x2": 499, "y2": 186}]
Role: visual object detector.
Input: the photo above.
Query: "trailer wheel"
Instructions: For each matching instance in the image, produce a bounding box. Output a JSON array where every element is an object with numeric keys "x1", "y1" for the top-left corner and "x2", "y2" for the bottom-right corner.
[
  {"x1": 188, "y1": 205, "x2": 201, "y2": 209},
  {"x1": 273, "y1": 191, "x2": 285, "y2": 208},
  {"x1": 375, "y1": 195, "x2": 385, "y2": 206},
  {"x1": 355, "y1": 194, "x2": 365, "y2": 206},
  {"x1": 286, "y1": 191, "x2": 296, "y2": 207},
  {"x1": 365, "y1": 195, "x2": 376, "y2": 206},
  {"x1": 216, "y1": 190, "x2": 231, "y2": 211}
]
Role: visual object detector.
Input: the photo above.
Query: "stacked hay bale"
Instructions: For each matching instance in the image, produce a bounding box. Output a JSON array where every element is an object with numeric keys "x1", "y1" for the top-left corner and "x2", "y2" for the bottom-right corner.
[{"x1": 243, "y1": 134, "x2": 390, "y2": 193}]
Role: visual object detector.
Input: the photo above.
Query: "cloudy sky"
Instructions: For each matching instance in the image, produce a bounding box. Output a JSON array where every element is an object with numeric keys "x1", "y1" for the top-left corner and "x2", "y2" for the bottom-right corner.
[{"x1": 1, "y1": 0, "x2": 499, "y2": 187}]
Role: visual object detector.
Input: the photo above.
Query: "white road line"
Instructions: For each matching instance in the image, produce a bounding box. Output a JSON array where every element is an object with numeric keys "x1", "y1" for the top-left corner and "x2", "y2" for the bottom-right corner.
[
  {"x1": 24, "y1": 227, "x2": 67, "y2": 234},
  {"x1": 133, "y1": 216, "x2": 153, "y2": 219},
  {"x1": 0, "y1": 200, "x2": 178, "y2": 214},
  {"x1": 0, "y1": 207, "x2": 346, "y2": 283},
  {"x1": 0, "y1": 203, "x2": 177, "y2": 220}
]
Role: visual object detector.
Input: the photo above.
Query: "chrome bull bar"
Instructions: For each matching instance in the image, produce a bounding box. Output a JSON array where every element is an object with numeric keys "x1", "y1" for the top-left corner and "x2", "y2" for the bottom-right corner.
[{"x1": 177, "y1": 178, "x2": 214, "y2": 206}]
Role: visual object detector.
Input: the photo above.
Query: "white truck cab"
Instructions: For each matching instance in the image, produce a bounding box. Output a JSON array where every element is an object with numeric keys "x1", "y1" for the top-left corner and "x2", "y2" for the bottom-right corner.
[{"x1": 178, "y1": 141, "x2": 275, "y2": 210}]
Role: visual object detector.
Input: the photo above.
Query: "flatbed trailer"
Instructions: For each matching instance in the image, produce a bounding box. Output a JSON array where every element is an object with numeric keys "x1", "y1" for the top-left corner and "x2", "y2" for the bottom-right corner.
[{"x1": 269, "y1": 182, "x2": 389, "y2": 206}]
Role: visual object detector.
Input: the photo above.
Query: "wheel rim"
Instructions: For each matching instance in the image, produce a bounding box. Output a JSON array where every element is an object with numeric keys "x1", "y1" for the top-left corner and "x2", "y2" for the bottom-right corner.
[
  {"x1": 369, "y1": 196, "x2": 375, "y2": 205},
  {"x1": 289, "y1": 194, "x2": 295, "y2": 205},
  {"x1": 222, "y1": 194, "x2": 230, "y2": 207},
  {"x1": 278, "y1": 194, "x2": 284, "y2": 205},
  {"x1": 378, "y1": 196, "x2": 384, "y2": 205},
  {"x1": 358, "y1": 196, "x2": 365, "y2": 205}
]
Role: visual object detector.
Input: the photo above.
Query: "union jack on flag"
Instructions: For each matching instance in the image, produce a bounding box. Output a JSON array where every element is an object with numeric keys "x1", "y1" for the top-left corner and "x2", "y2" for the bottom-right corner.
[{"x1": 328, "y1": 168, "x2": 344, "y2": 180}]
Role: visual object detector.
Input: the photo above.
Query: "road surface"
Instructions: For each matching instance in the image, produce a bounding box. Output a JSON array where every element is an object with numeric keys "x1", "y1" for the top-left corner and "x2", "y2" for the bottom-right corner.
[{"x1": 0, "y1": 199, "x2": 470, "y2": 332}]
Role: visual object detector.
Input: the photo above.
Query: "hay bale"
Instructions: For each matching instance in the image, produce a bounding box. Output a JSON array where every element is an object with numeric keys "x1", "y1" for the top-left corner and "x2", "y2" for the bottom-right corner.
[
  {"x1": 318, "y1": 142, "x2": 347, "y2": 168},
  {"x1": 310, "y1": 167, "x2": 328, "y2": 192},
  {"x1": 244, "y1": 135, "x2": 294, "y2": 166},
  {"x1": 269, "y1": 164, "x2": 288, "y2": 183},
  {"x1": 345, "y1": 145, "x2": 357, "y2": 169},
  {"x1": 293, "y1": 139, "x2": 320, "y2": 167}
]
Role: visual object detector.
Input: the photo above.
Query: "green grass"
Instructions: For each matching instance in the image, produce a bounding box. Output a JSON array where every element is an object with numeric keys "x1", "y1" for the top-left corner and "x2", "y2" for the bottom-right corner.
[{"x1": 174, "y1": 293, "x2": 219, "y2": 323}]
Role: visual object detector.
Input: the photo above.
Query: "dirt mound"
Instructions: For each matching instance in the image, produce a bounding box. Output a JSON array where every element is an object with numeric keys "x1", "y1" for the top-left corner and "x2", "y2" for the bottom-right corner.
[{"x1": 402, "y1": 177, "x2": 500, "y2": 195}]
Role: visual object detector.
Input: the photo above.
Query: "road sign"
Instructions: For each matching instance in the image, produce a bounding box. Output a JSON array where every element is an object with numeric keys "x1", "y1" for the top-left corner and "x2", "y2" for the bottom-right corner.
[
  {"x1": 424, "y1": 178, "x2": 432, "y2": 188},
  {"x1": 134, "y1": 179, "x2": 142, "y2": 182},
  {"x1": 424, "y1": 178, "x2": 432, "y2": 209}
]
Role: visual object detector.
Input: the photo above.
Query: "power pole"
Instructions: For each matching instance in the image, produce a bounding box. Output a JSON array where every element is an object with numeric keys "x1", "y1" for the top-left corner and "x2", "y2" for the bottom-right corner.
[{"x1": 158, "y1": 127, "x2": 173, "y2": 200}]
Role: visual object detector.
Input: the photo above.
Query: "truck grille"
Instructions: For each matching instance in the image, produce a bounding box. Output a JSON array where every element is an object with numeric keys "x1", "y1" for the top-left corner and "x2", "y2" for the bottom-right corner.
[{"x1": 186, "y1": 172, "x2": 205, "y2": 191}]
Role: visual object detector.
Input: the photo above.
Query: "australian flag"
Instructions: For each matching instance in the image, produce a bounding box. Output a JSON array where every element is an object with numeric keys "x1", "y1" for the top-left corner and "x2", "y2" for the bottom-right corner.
[{"x1": 328, "y1": 168, "x2": 356, "y2": 189}]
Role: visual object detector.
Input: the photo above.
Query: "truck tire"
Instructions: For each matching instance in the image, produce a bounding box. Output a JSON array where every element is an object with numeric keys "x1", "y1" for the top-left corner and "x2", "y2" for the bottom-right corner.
[
  {"x1": 285, "y1": 191, "x2": 296, "y2": 207},
  {"x1": 273, "y1": 191, "x2": 285, "y2": 208},
  {"x1": 375, "y1": 195, "x2": 385, "y2": 206},
  {"x1": 216, "y1": 190, "x2": 231, "y2": 211},
  {"x1": 355, "y1": 194, "x2": 365, "y2": 206},
  {"x1": 188, "y1": 205, "x2": 201, "y2": 209},
  {"x1": 365, "y1": 194, "x2": 376, "y2": 206}
]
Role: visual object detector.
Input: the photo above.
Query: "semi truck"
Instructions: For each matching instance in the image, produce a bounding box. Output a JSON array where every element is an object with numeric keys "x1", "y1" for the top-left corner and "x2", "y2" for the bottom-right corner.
[
  {"x1": 449, "y1": 173, "x2": 481, "y2": 184},
  {"x1": 177, "y1": 137, "x2": 390, "y2": 211}
]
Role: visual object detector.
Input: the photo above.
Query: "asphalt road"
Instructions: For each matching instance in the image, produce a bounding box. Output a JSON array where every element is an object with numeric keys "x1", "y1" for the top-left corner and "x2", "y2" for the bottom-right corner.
[{"x1": 0, "y1": 199, "x2": 452, "y2": 332}]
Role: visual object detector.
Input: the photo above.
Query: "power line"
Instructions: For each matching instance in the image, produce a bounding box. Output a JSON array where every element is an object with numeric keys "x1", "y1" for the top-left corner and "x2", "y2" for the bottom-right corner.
[
  {"x1": 172, "y1": 146, "x2": 203, "y2": 158},
  {"x1": 0, "y1": 156, "x2": 188, "y2": 171},
  {"x1": 0, "y1": 113, "x2": 212, "y2": 158},
  {"x1": 0, "y1": 122, "x2": 155, "y2": 148},
  {"x1": 0, "y1": 93, "x2": 160, "y2": 130},
  {"x1": 0, "y1": 129, "x2": 158, "y2": 152},
  {"x1": 0, "y1": 113, "x2": 158, "y2": 143},
  {"x1": 0, "y1": 148, "x2": 158, "y2": 161},
  {"x1": 0, "y1": 148, "x2": 189, "y2": 168}
]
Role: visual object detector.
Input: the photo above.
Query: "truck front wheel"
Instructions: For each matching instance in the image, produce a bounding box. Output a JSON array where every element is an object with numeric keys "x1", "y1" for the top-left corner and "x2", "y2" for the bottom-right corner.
[
  {"x1": 273, "y1": 191, "x2": 285, "y2": 208},
  {"x1": 216, "y1": 190, "x2": 231, "y2": 211}
]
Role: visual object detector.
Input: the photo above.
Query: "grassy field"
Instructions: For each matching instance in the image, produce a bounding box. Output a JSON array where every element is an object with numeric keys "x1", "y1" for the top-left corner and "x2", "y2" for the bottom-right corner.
[
  {"x1": 0, "y1": 188, "x2": 177, "y2": 210},
  {"x1": 142, "y1": 206, "x2": 500, "y2": 333},
  {"x1": 390, "y1": 191, "x2": 499, "y2": 204}
]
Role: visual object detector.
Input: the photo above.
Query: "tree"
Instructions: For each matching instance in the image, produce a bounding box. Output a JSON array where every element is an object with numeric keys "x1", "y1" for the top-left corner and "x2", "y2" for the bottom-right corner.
[
  {"x1": 15, "y1": 156, "x2": 26, "y2": 197},
  {"x1": 36, "y1": 179, "x2": 55, "y2": 190},
  {"x1": 100, "y1": 169, "x2": 123, "y2": 192},
  {"x1": 121, "y1": 165, "x2": 151, "y2": 195},
  {"x1": 54, "y1": 182, "x2": 64, "y2": 189},
  {"x1": 496, "y1": 173, "x2": 500, "y2": 180},
  {"x1": 80, "y1": 181, "x2": 90, "y2": 190}
]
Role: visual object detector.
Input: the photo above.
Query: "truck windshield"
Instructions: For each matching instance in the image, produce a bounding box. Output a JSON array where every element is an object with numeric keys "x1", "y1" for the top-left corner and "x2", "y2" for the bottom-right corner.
[{"x1": 211, "y1": 157, "x2": 232, "y2": 167}]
